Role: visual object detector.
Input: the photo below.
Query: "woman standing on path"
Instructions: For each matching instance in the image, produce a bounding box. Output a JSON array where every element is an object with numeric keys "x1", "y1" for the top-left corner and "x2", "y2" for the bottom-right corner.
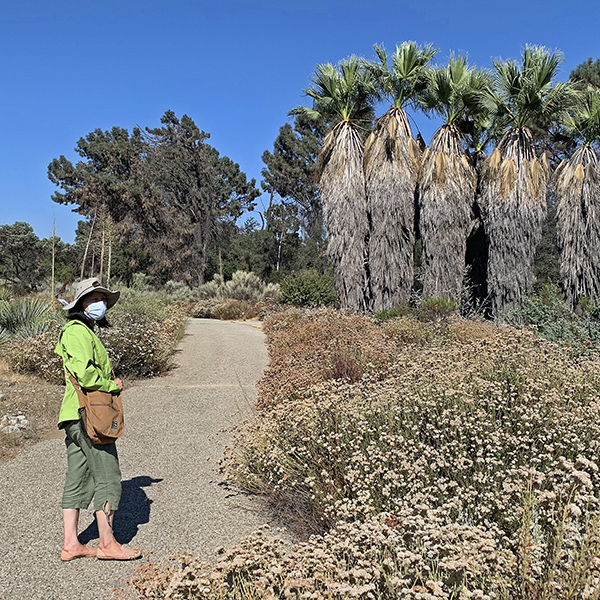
[{"x1": 55, "y1": 278, "x2": 141, "y2": 562}]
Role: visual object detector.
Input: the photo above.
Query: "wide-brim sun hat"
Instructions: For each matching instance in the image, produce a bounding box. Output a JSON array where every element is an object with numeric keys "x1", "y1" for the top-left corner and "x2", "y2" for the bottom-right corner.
[{"x1": 62, "y1": 278, "x2": 120, "y2": 312}]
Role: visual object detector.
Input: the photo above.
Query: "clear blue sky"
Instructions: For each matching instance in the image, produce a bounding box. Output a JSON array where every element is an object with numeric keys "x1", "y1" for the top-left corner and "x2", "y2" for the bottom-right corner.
[{"x1": 1, "y1": 0, "x2": 598, "y2": 242}]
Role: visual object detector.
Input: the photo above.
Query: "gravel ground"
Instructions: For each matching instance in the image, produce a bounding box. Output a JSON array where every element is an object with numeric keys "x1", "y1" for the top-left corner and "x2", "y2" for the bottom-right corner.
[{"x1": 0, "y1": 319, "x2": 282, "y2": 600}]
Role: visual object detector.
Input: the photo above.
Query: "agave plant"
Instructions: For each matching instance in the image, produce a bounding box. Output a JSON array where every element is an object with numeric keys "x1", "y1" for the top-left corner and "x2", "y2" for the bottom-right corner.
[
  {"x1": 418, "y1": 55, "x2": 493, "y2": 302},
  {"x1": 554, "y1": 87, "x2": 600, "y2": 307},
  {"x1": 291, "y1": 57, "x2": 376, "y2": 311},
  {"x1": 363, "y1": 42, "x2": 438, "y2": 311},
  {"x1": 480, "y1": 45, "x2": 575, "y2": 317}
]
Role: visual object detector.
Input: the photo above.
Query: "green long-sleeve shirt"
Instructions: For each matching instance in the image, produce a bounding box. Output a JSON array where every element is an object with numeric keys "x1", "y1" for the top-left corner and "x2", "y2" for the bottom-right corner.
[{"x1": 55, "y1": 319, "x2": 119, "y2": 427}]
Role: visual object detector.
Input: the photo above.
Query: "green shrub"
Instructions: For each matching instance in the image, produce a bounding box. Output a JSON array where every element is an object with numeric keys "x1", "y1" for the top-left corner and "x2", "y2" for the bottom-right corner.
[
  {"x1": 111, "y1": 287, "x2": 171, "y2": 322},
  {"x1": 279, "y1": 269, "x2": 338, "y2": 307},
  {"x1": 417, "y1": 296, "x2": 459, "y2": 321},
  {"x1": 507, "y1": 284, "x2": 600, "y2": 355},
  {"x1": 163, "y1": 280, "x2": 199, "y2": 303}
]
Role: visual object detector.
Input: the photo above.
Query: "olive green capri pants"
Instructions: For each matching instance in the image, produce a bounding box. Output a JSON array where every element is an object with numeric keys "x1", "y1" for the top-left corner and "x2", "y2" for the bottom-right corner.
[{"x1": 61, "y1": 420, "x2": 121, "y2": 512}]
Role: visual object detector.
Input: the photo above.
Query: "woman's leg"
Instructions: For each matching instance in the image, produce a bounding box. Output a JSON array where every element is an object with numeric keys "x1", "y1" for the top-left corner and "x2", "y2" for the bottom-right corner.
[
  {"x1": 69, "y1": 422, "x2": 140, "y2": 558},
  {"x1": 61, "y1": 424, "x2": 95, "y2": 554},
  {"x1": 95, "y1": 505, "x2": 140, "y2": 558}
]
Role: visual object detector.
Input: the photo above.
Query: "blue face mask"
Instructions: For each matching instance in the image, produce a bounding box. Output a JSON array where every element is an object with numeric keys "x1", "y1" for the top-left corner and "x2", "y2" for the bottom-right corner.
[{"x1": 86, "y1": 300, "x2": 107, "y2": 321}]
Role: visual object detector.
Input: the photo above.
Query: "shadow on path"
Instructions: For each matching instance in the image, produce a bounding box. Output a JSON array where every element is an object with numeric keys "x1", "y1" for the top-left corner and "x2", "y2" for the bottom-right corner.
[{"x1": 80, "y1": 476, "x2": 163, "y2": 544}]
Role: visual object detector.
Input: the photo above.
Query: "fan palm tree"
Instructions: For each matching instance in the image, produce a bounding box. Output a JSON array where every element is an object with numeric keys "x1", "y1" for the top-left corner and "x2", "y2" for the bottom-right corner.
[
  {"x1": 291, "y1": 57, "x2": 375, "y2": 311},
  {"x1": 554, "y1": 87, "x2": 600, "y2": 307},
  {"x1": 418, "y1": 55, "x2": 493, "y2": 302},
  {"x1": 363, "y1": 42, "x2": 438, "y2": 311},
  {"x1": 480, "y1": 45, "x2": 574, "y2": 317}
]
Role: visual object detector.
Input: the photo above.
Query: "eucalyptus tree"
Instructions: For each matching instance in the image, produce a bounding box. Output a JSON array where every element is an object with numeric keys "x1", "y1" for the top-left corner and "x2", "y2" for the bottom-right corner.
[
  {"x1": 418, "y1": 55, "x2": 493, "y2": 302},
  {"x1": 363, "y1": 42, "x2": 438, "y2": 310},
  {"x1": 554, "y1": 87, "x2": 600, "y2": 307},
  {"x1": 479, "y1": 46, "x2": 574, "y2": 317},
  {"x1": 291, "y1": 57, "x2": 376, "y2": 311}
]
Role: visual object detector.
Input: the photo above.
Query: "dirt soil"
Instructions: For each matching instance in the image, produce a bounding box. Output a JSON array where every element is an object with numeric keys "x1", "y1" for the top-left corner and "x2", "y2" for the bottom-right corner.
[{"x1": 0, "y1": 360, "x2": 64, "y2": 462}]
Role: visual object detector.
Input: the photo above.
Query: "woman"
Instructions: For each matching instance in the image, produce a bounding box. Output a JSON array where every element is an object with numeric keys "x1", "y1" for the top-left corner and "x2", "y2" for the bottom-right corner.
[{"x1": 55, "y1": 277, "x2": 141, "y2": 561}]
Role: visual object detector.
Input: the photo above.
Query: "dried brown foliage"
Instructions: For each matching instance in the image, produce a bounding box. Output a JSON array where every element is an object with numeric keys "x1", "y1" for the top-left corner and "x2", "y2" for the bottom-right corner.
[
  {"x1": 257, "y1": 308, "x2": 397, "y2": 410},
  {"x1": 418, "y1": 124, "x2": 476, "y2": 300},
  {"x1": 480, "y1": 127, "x2": 550, "y2": 316},
  {"x1": 365, "y1": 107, "x2": 421, "y2": 311},
  {"x1": 319, "y1": 122, "x2": 370, "y2": 312},
  {"x1": 555, "y1": 144, "x2": 600, "y2": 307}
]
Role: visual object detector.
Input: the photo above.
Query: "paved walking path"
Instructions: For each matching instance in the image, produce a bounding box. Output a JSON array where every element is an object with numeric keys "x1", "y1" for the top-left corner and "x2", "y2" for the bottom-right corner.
[{"x1": 0, "y1": 319, "x2": 277, "y2": 600}]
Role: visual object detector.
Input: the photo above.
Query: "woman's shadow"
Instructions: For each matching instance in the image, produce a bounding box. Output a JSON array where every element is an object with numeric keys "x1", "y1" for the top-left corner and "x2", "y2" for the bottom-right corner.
[{"x1": 79, "y1": 476, "x2": 163, "y2": 545}]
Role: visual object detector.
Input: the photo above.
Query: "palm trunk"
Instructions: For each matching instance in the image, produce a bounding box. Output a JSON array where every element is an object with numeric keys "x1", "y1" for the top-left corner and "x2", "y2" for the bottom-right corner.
[
  {"x1": 555, "y1": 144, "x2": 600, "y2": 307},
  {"x1": 319, "y1": 122, "x2": 370, "y2": 311},
  {"x1": 418, "y1": 124, "x2": 476, "y2": 302},
  {"x1": 364, "y1": 107, "x2": 421, "y2": 311},
  {"x1": 480, "y1": 127, "x2": 549, "y2": 317}
]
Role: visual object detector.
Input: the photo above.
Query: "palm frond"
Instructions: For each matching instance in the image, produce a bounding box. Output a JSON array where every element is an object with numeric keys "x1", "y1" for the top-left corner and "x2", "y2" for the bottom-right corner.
[
  {"x1": 365, "y1": 41, "x2": 438, "y2": 110},
  {"x1": 480, "y1": 127, "x2": 550, "y2": 316},
  {"x1": 420, "y1": 55, "x2": 494, "y2": 137},
  {"x1": 492, "y1": 45, "x2": 572, "y2": 131},
  {"x1": 364, "y1": 107, "x2": 421, "y2": 310},
  {"x1": 419, "y1": 124, "x2": 477, "y2": 300},
  {"x1": 295, "y1": 56, "x2": 376, "y2": 126},
  {"x1": 561, "y1": 86, "x2": 600, "y2": 146}
]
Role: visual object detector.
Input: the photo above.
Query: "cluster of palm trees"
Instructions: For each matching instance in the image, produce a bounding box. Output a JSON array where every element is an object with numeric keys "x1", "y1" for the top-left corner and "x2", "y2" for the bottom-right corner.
[{"x1": 292, "y1": 43, "x2": 600, "y2": 317}]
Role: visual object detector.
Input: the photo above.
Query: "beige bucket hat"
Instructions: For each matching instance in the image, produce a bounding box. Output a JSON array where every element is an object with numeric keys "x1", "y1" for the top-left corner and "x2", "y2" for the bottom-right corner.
[{"x1": 62, "y1": 278, "x2": 120, "y2": 312}]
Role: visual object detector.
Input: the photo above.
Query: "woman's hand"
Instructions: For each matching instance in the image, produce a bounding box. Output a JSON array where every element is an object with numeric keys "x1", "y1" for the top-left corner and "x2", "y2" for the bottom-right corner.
[{"x1": 114, "y1": 378, "x2": 123, "y2": 392}]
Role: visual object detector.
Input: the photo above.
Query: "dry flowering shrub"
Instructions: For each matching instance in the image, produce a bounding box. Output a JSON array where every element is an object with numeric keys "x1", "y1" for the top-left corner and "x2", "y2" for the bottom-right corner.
[
  {"x1": 220, "y1": 313, "x2": 600, "y2": 597},
  {"x1": 192, "y1": 299, "x2": 260, "y2": 321},
  {"x1": 129, "y1": 516, "x2": 517, "y2": 599},
  {"x1": 0, "y1": 320, "x2": 64, "y2": 383},
  {"x1": 258, "y1": 308, "x2": 398, "y2": 410},
  {"x1": 101, "y1": 308, "x2": 187, "y2": 377},
  {"x1": 131, "y1": 311, "x2": 600, "y2": 599}
]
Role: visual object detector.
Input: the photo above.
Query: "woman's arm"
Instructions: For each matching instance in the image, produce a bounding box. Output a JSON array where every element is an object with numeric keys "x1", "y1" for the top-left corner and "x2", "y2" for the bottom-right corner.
[{"x1": 61, "y1": 326, "x2": 120, "y2": 393}]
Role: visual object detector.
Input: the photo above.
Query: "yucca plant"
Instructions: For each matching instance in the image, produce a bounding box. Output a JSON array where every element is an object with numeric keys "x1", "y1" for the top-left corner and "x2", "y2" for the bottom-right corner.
[
  {"x1": 291, "y1": 57, "x2": 376, "y2": 312},
  {"x1": 554, "y1": 87, "x2": 600, "y2": 308},
  {"x1": 480, "y1": 45, "x2": 575, "y2": 317},
  {"x1": 363, "y1": 42, "x2": 438, "y2": 311},
  {"x1": 418, "y1": 55, "x2": 493, "y2": 301},
  {"x1": 0, "y1": 296, "x2": 58, "y2": 342}
]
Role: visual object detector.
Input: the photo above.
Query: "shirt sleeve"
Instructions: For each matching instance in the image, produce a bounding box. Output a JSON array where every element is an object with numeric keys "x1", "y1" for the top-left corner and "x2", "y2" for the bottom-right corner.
[{"x1": 61, "y1": 326, "x2": 119, "y2": 393}]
